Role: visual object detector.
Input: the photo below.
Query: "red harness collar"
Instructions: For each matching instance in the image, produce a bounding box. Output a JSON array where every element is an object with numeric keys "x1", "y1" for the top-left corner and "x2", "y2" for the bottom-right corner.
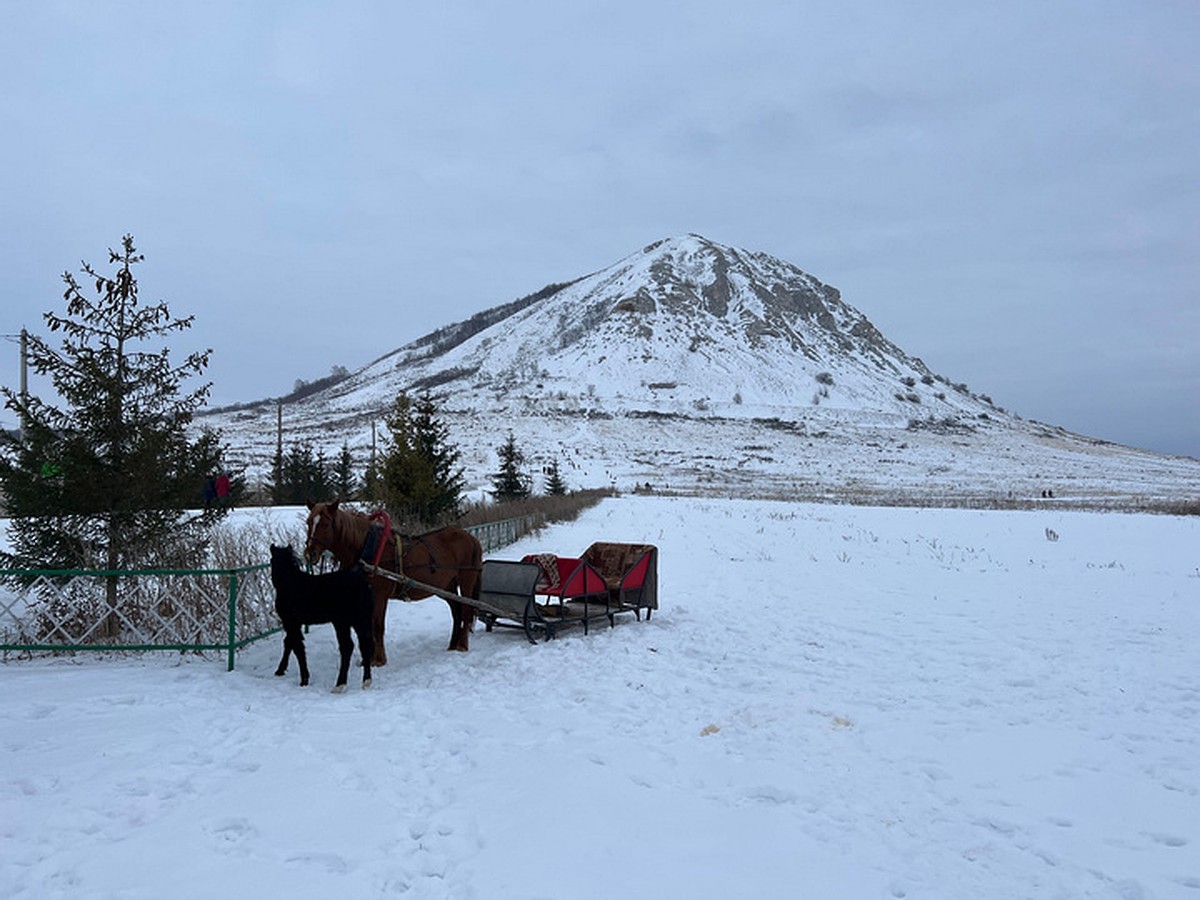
[{"x1": 367, "y1": 510, "x2": 393, "y2": 568}]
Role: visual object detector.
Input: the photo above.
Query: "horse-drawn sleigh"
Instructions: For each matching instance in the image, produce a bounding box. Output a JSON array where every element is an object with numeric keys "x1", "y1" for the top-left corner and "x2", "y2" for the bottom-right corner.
[
  {"x1": 301, "y1": 501, "x2": 658, "y2": 666},
  {"x1": 475, "y1": 543, "x2": 658, "y2": 642}
]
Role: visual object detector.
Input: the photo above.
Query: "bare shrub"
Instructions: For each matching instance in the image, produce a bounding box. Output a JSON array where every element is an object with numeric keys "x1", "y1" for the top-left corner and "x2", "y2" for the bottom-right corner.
[{"x1": 209, "y1": 509, "x2": 307, "y2": 570}]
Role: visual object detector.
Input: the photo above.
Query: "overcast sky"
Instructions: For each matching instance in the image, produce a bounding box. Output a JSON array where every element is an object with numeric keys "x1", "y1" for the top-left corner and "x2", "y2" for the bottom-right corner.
[{"x1": 2, "y1": 1, "x2": 1197, "y2": 458}]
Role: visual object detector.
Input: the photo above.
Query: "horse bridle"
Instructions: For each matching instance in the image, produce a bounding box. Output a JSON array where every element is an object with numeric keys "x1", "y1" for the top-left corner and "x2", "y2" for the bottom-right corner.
[{"x1": 304, "y1": 508, "x2": 335, "y2": 565}]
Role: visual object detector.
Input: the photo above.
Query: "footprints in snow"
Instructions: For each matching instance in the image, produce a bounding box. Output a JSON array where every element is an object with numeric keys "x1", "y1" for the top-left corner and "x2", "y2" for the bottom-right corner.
[
  {"x1": 208, "y1": 816, "x2": 257, "y2": 850},
  {"x1": 1144, "y1": 831, "x2": 1189, "y2": 848}
]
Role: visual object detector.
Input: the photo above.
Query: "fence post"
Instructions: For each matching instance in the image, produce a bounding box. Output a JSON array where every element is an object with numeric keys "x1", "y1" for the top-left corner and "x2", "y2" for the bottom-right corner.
[{"x1": 227, "y1": 569, "x2": 238, "y2": 672}]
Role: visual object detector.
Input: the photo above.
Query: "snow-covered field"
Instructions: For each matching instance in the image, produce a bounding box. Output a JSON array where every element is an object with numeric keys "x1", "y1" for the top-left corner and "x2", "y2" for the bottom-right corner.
[
  {"x1": 206, "y1": 389, "x2": 1200, "y2": 513},
  {"x1": 2, "y1": 496, "x2": 1199, "y2": 899}
]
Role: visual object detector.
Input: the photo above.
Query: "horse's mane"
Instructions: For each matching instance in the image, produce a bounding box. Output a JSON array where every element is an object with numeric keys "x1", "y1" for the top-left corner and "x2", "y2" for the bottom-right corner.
[
  {"x1": 333, "y1": 505, "x2": 458, "y2": 543},
  {"x1": 331, "y1": 505, "x2": 373, "y2": 549}
]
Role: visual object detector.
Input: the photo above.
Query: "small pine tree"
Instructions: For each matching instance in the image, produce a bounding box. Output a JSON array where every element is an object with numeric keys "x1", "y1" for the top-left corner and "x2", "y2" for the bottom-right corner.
[
  {"x1": 378, "y1": 392, "x2": 464, "y2": 526},
  {"x1": 0, "y1": 235, "x2": 228, "y2": 621},
  {"x1": 413, "y1": 392, "x2": 465, "y2": 522},
  {"x1": 333, "y1": 441, "x2": 358, "y2": 499},
  {"x1": 491, "y1": 431, "x2": 531, "y2": 502},
  {"x1": 544, "y1": 458, "x2": 569, "y2": 496},
  {"x1": 308, "y1": 445, "x2": 332, "y2": 502},
  {"x1": 363, "y1": 457, "x2": 382, "y2": 504}
]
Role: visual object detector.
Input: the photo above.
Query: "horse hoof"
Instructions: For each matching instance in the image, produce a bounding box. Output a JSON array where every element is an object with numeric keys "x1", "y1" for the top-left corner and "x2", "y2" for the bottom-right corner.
[
  {"x1": 331, "y1": 684, "x2": 346, "y2": 694},
  {"x1": 362, "y1": 678, "x2": 372, "y2": 690},
  {"x1": 274, "y1": 669, "x2": 285, "y2": 677}
]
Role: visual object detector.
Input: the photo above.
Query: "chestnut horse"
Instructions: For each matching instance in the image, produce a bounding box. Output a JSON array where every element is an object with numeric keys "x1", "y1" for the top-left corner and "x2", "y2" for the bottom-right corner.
[{"x1": 304, "y1": 500, "x2": 482, "y2": 664}]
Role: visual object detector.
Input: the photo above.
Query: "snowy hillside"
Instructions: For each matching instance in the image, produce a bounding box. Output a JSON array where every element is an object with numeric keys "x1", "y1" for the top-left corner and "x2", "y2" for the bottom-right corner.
[{"x1": 200, "y1": 236, "x2": 1200, "y2": 508}]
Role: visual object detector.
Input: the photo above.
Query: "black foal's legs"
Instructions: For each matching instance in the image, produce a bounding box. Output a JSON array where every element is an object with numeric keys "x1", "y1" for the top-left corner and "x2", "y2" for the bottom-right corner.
[
  {"x1": 332, "y1": 624, "x2": 354, "y2": 693},
  {"x1": 357, "y1": 625, "x2": 374, "y2": 689},
  {"x1": 275, "y1": 628, "x2": 311, "y2": 686}
]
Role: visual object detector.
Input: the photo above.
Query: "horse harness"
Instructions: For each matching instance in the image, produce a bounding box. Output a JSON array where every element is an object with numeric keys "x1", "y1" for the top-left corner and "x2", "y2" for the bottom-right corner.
[
  {"x1": 359, "y1": 511, "x2": 399, "y2": 570},
  {"x1": 355, "y1": 512, "x2": 479, "y2": 600}
]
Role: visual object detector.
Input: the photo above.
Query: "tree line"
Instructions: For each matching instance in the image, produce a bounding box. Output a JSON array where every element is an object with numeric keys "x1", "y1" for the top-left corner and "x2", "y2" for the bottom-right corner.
[{"x1": 270, "y1": 414, "x2": 570, "y2": 523}]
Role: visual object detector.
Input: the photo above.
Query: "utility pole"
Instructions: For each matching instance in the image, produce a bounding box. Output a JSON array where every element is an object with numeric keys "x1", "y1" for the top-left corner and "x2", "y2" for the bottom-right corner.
[{"x1": 19, "y1": 328, "x2": 27, "y2": 442}]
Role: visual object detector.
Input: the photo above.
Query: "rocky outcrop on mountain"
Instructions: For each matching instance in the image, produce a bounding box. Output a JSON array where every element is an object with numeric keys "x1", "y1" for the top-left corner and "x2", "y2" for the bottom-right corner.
[{"x1": 325, "y1": 233, "x2": 991, "y2": 423}]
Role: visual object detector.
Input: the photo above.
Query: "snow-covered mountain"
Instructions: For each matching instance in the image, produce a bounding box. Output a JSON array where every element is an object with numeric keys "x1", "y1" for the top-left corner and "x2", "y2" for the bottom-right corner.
[
  {"x1": 299, "y1": 233, "x2": 991, "y2": 420},
  {"x1": 202, "y1": 235, "x2": 1200, "y2": 508}
]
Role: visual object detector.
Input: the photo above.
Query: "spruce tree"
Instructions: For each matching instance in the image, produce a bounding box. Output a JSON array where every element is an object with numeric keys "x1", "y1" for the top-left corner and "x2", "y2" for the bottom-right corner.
[
  {"x1": 544, "y1": 458, "x2": 569, "y2": 496},
  {"x1": 378, "y1": 392, "x2": 464, "y2": 526},
  {"x1": 0, "y1": 235, "x2": 228, "y2": 579},
  {"x1": 491, "y1": 431, "x2": 532, "y2": 502},
  {"x1": 333, "y1": 441, "x2": 357, "y2": 500}
]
